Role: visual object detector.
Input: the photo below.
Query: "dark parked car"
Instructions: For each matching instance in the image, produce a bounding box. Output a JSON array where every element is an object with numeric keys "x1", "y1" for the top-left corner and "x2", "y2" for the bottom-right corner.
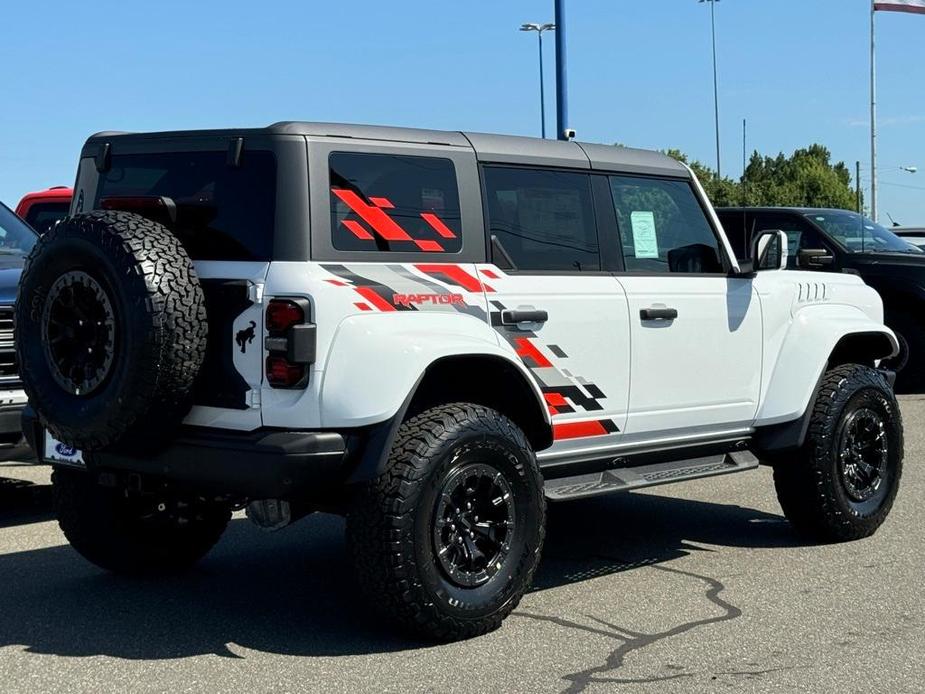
[
  {"x1": 0, "y1": 201, "x2": 38, "y2": 447},
  {"x1": 718, "y1": 207, "x2": 925, "y2": 391}
]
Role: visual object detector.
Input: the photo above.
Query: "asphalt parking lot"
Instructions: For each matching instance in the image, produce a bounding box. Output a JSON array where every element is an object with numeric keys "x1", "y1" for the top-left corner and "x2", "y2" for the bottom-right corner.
[{"x1": 0, "y1": 399, "x2": 922, "y2": 694}]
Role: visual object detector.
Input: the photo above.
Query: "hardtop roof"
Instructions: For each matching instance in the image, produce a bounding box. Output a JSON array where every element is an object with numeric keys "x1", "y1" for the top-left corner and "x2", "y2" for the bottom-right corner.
[{"x1": 82, "y1": 121, "x2": 689, "y2": 178}]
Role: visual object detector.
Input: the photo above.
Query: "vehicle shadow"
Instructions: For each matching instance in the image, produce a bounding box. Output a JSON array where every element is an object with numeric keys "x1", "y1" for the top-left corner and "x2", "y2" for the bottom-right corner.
[
  {"x1": 0, "y1": 477, "x2": 53, "y2": 529},
  {"x1": 0, "y1": 491, "x2": 804, "y2": 660}
]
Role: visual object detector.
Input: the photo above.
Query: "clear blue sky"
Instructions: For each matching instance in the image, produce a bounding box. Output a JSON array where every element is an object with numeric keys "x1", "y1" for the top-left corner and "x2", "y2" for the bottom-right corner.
[{"x1": 1, "y1": 0, "x2": 923, "y2": 222}]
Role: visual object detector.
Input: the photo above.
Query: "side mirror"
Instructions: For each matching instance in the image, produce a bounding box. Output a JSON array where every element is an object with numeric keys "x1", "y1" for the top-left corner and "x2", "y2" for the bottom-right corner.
[
  {"x1": 752, "y1": 229, "x2": 788, "y2": 271},
  {"x1": 798, "y1": 248, "x2": 835, "y2": 270}
]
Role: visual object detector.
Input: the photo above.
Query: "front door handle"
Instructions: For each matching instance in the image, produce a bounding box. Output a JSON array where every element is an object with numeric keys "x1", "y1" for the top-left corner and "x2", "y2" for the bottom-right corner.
[
  {"x1": 501, "y1": 309, "x2": 549, "y2": 325},
  {"x1": 640, "y1": 307, "x2": 678, "y2": 321}
]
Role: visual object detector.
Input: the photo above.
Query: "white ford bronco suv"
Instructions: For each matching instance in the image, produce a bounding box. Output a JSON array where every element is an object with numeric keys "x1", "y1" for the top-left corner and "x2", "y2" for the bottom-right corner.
[{"x1": 16, "y1": 123, "x2": 903, "y2": 641}]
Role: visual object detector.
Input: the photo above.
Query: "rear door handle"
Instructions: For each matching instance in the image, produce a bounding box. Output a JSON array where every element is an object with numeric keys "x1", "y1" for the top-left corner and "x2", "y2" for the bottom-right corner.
[
  {"x1": 640, "y1": 307, "x2": 678, "y2": 321},
  {"x1": 501, "y1": 309, "x2": 549, "y2": 325}
]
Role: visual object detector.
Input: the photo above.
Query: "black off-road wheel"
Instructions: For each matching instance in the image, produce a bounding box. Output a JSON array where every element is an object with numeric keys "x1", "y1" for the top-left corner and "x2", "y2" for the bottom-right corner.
[
  {"x1": 346, "y1": 403, "x2": 546, "y2": 642},
  {"x1": 15, "y1": 210, "x2": 208, "y2": 451},
  {"x1": 883, "y1": 309, "x2": 925, "y2": 393},
  {"x1": 774, "y1": 364, "x2": 903, "y2": 542},
  {"x1": 52, "y1": 468, "x2": 230, "y2": 575}
]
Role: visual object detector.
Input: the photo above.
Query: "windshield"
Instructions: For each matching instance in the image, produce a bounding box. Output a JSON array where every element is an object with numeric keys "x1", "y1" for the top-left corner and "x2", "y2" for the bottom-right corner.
[
  {"x1": 806, "y1": 211, "x2": 922, "y2": 254},
  {"x1": 0, "y1": 203, "x2": 38, "y2": 255}
]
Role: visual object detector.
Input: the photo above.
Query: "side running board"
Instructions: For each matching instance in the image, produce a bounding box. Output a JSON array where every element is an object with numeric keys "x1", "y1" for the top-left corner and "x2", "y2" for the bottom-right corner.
[{"x1": 544, "y1": 450, "x2": 759, "y2": 502}]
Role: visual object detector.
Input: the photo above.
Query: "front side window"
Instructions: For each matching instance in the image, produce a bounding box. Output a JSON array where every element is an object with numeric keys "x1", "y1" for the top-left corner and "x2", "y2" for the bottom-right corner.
[
  {"x1": 95, "y1": 151, "x2": 277, "y2": 261},
  {"x1": 330, "y1": 152, "x2": 462, "y2": 253},
  {"x1": 484, "y1": 167, "x2": 600, "y2": 272},
  {"x1": 610, "y1": 176, "x2": 723, "y2": 273}
]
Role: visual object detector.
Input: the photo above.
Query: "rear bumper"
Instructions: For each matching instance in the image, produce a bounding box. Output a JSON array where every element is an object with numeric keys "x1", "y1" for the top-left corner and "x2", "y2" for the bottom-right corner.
[{"x1": 22, "y1": 407, "x2": 350, "y2": 498}]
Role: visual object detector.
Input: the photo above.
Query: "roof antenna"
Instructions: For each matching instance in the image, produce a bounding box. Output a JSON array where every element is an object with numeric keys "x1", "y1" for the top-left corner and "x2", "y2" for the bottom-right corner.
[{"x1": 886, "y1": 212, "x2": 900, "y2": 227}]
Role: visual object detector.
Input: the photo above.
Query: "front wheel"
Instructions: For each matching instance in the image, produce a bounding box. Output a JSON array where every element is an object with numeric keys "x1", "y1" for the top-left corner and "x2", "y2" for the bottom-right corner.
[
  {"x1": 774, "y1": 364, "x2": 903, "y2": 542},
  {"x1": 346, "y1": 403, "x2": 546, "y2": 641}
]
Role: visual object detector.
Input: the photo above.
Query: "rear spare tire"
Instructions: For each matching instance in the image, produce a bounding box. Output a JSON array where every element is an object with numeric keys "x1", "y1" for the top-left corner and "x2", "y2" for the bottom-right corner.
[{"x1": 15, "y1": 210, "x2": 208, "y2": 450}]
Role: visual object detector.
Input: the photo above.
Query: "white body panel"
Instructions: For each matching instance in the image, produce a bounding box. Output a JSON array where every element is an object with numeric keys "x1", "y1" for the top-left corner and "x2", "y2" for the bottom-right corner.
[
  {"x1": 618, "y1": 275, "x2": 762, "y2": 436},
  {"x1": 195, "y1": 253, "x2": 893, "y2": 457},
  {"x1": 476, "y1": 269, "x2": 631, "y2": 455},
  {"x1": 754, "y1": 273, "x2": 896, "y2": 425}
]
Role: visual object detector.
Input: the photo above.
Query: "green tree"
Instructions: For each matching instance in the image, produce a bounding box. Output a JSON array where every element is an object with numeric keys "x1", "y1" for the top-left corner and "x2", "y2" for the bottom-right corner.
[
  {"x1": 741, "y1": 145, "x2": 858, "y2": 210},
  {"x1": 656, "y1": 144, "x2": 860, "y2": 211}
]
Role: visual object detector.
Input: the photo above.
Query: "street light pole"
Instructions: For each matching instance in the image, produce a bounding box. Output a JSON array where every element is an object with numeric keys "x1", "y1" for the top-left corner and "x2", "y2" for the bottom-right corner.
[
  {"x1": 520, "y1": 23, "x2": 556, "y2": 138},
  {"x1": 554, "y1": 0, "x2": 570, "y2": 141},
  {"x1": 700, "y1": 0, "x2": 722, "y2": 179}
]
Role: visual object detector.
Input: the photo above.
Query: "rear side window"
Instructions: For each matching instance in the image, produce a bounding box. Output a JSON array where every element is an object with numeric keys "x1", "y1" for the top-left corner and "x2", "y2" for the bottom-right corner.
[
  {"x1": 483, "y1": 166, "x2": 600, "y2": 272},
  {"x1": 330, "y1": 152, "x2": 462, "y2": 253},
  {"x1": 609, "y1": 175, "x2": 722, "y2": 274},
  {"x1": 95, "y1": 151, "x2": 276, "y2": 261},
  {"x1": 24, "y1": 202, "x2": 69, "y2": 235}
]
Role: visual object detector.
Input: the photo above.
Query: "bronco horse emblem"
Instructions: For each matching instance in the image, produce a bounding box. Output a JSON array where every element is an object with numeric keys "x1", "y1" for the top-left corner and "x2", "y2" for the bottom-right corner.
[{"x1": 235, "y1": 321, "x2": 257, "y2": 354}]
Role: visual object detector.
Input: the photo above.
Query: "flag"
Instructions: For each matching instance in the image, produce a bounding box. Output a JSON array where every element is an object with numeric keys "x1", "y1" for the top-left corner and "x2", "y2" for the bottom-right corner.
[{"x1": 874, "y1": 0, "x2": 925, "y2": 14}]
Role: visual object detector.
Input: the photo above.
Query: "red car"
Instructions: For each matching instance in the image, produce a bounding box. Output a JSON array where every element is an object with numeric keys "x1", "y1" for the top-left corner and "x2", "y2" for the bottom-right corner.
[{"x1": 15, "y1": 186, "x2": 72, "y2": 234}]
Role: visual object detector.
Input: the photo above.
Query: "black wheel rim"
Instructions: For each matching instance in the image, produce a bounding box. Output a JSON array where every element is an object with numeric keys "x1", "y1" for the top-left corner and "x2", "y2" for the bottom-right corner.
[
  {"x1": 432, "y1": 462, "x2": 515, "y2": 588},
  {"x1": 838, "y1": 407, "x2": 888, "y2": 502},
  {"x1": 41, "y1": 270, "x2": 116, "y2": 396}
]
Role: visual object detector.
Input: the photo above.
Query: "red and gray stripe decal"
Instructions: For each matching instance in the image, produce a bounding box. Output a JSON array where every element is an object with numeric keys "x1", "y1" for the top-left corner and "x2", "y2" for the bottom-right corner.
[
  {"x1": 320, "y1": 263, "x2": 618, "y2": 442},
  {"x1": 322, "y1": 264, "x2": 417, "y2": 312},
  {"x1": 320, "y1": 263, "x2": 487, "y2": 319},
  {"x1": 488, "y1": 297, "x2": 619, "y2": 441}
]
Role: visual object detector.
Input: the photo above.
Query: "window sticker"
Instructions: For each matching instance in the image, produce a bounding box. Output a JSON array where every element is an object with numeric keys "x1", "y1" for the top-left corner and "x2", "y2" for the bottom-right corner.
[{"x1": 630, "y1": 211, "x2": 659, "y2": 259}]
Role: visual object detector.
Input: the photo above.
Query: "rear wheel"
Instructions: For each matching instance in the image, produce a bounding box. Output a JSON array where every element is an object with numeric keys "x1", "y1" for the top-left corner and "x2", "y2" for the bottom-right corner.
[
  {"x1": 52, "y1": 468, "x2": 230, "y2": 575},
  {"x1": 773, "y1": 364, "x2": 903, "y2": 542},
  {"x1": 346, "y1": 403, "x2": 545, "y2": 641}
]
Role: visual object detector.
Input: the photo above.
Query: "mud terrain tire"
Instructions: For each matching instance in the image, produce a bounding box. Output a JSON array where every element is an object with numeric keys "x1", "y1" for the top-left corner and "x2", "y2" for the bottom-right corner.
[
  {"x1": 15, "y1": 210, "x2": 207, "y2": 450},
  {"x1": 347, "y1": 403, "x2": 546, "y2": 642},
  {"x1": 774, "y1": 364, "x2": 902, "y2": 542}
]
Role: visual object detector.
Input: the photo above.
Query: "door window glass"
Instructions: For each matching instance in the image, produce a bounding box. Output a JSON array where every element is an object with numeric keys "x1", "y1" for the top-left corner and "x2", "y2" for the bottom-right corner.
[
  {"x1": 609, "y1": 176, "x2": 723, "y2": 273},
  {"x1": 483, "y1": 166, "x2": 600, "y2": 272}
]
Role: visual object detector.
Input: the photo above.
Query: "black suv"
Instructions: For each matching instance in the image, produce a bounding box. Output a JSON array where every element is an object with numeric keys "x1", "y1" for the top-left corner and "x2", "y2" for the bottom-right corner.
[{"x1": 718, "y1": 207, "x2": 925, "y2": 391}]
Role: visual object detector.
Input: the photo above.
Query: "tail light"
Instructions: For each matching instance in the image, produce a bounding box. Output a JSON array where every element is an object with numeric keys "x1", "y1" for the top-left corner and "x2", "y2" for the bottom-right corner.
[
  {"x1": 264, "y1": 299, "x2": 315, "y2": 389},
  {"x1": 266, "y1": 300, "x2": 304, "y2": 332},
  {"x1": 266, "y1": 356, "x2": 305, "y2": 388}
]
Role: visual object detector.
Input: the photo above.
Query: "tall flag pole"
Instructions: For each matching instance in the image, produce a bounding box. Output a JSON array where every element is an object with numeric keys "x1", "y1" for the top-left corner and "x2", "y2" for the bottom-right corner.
[
  {"x1": 871, "y1": 1, "x2": 878, "y2": 222},
  {"x1": 871, "y1": 0, "x2": 925, "y2": 222}
]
